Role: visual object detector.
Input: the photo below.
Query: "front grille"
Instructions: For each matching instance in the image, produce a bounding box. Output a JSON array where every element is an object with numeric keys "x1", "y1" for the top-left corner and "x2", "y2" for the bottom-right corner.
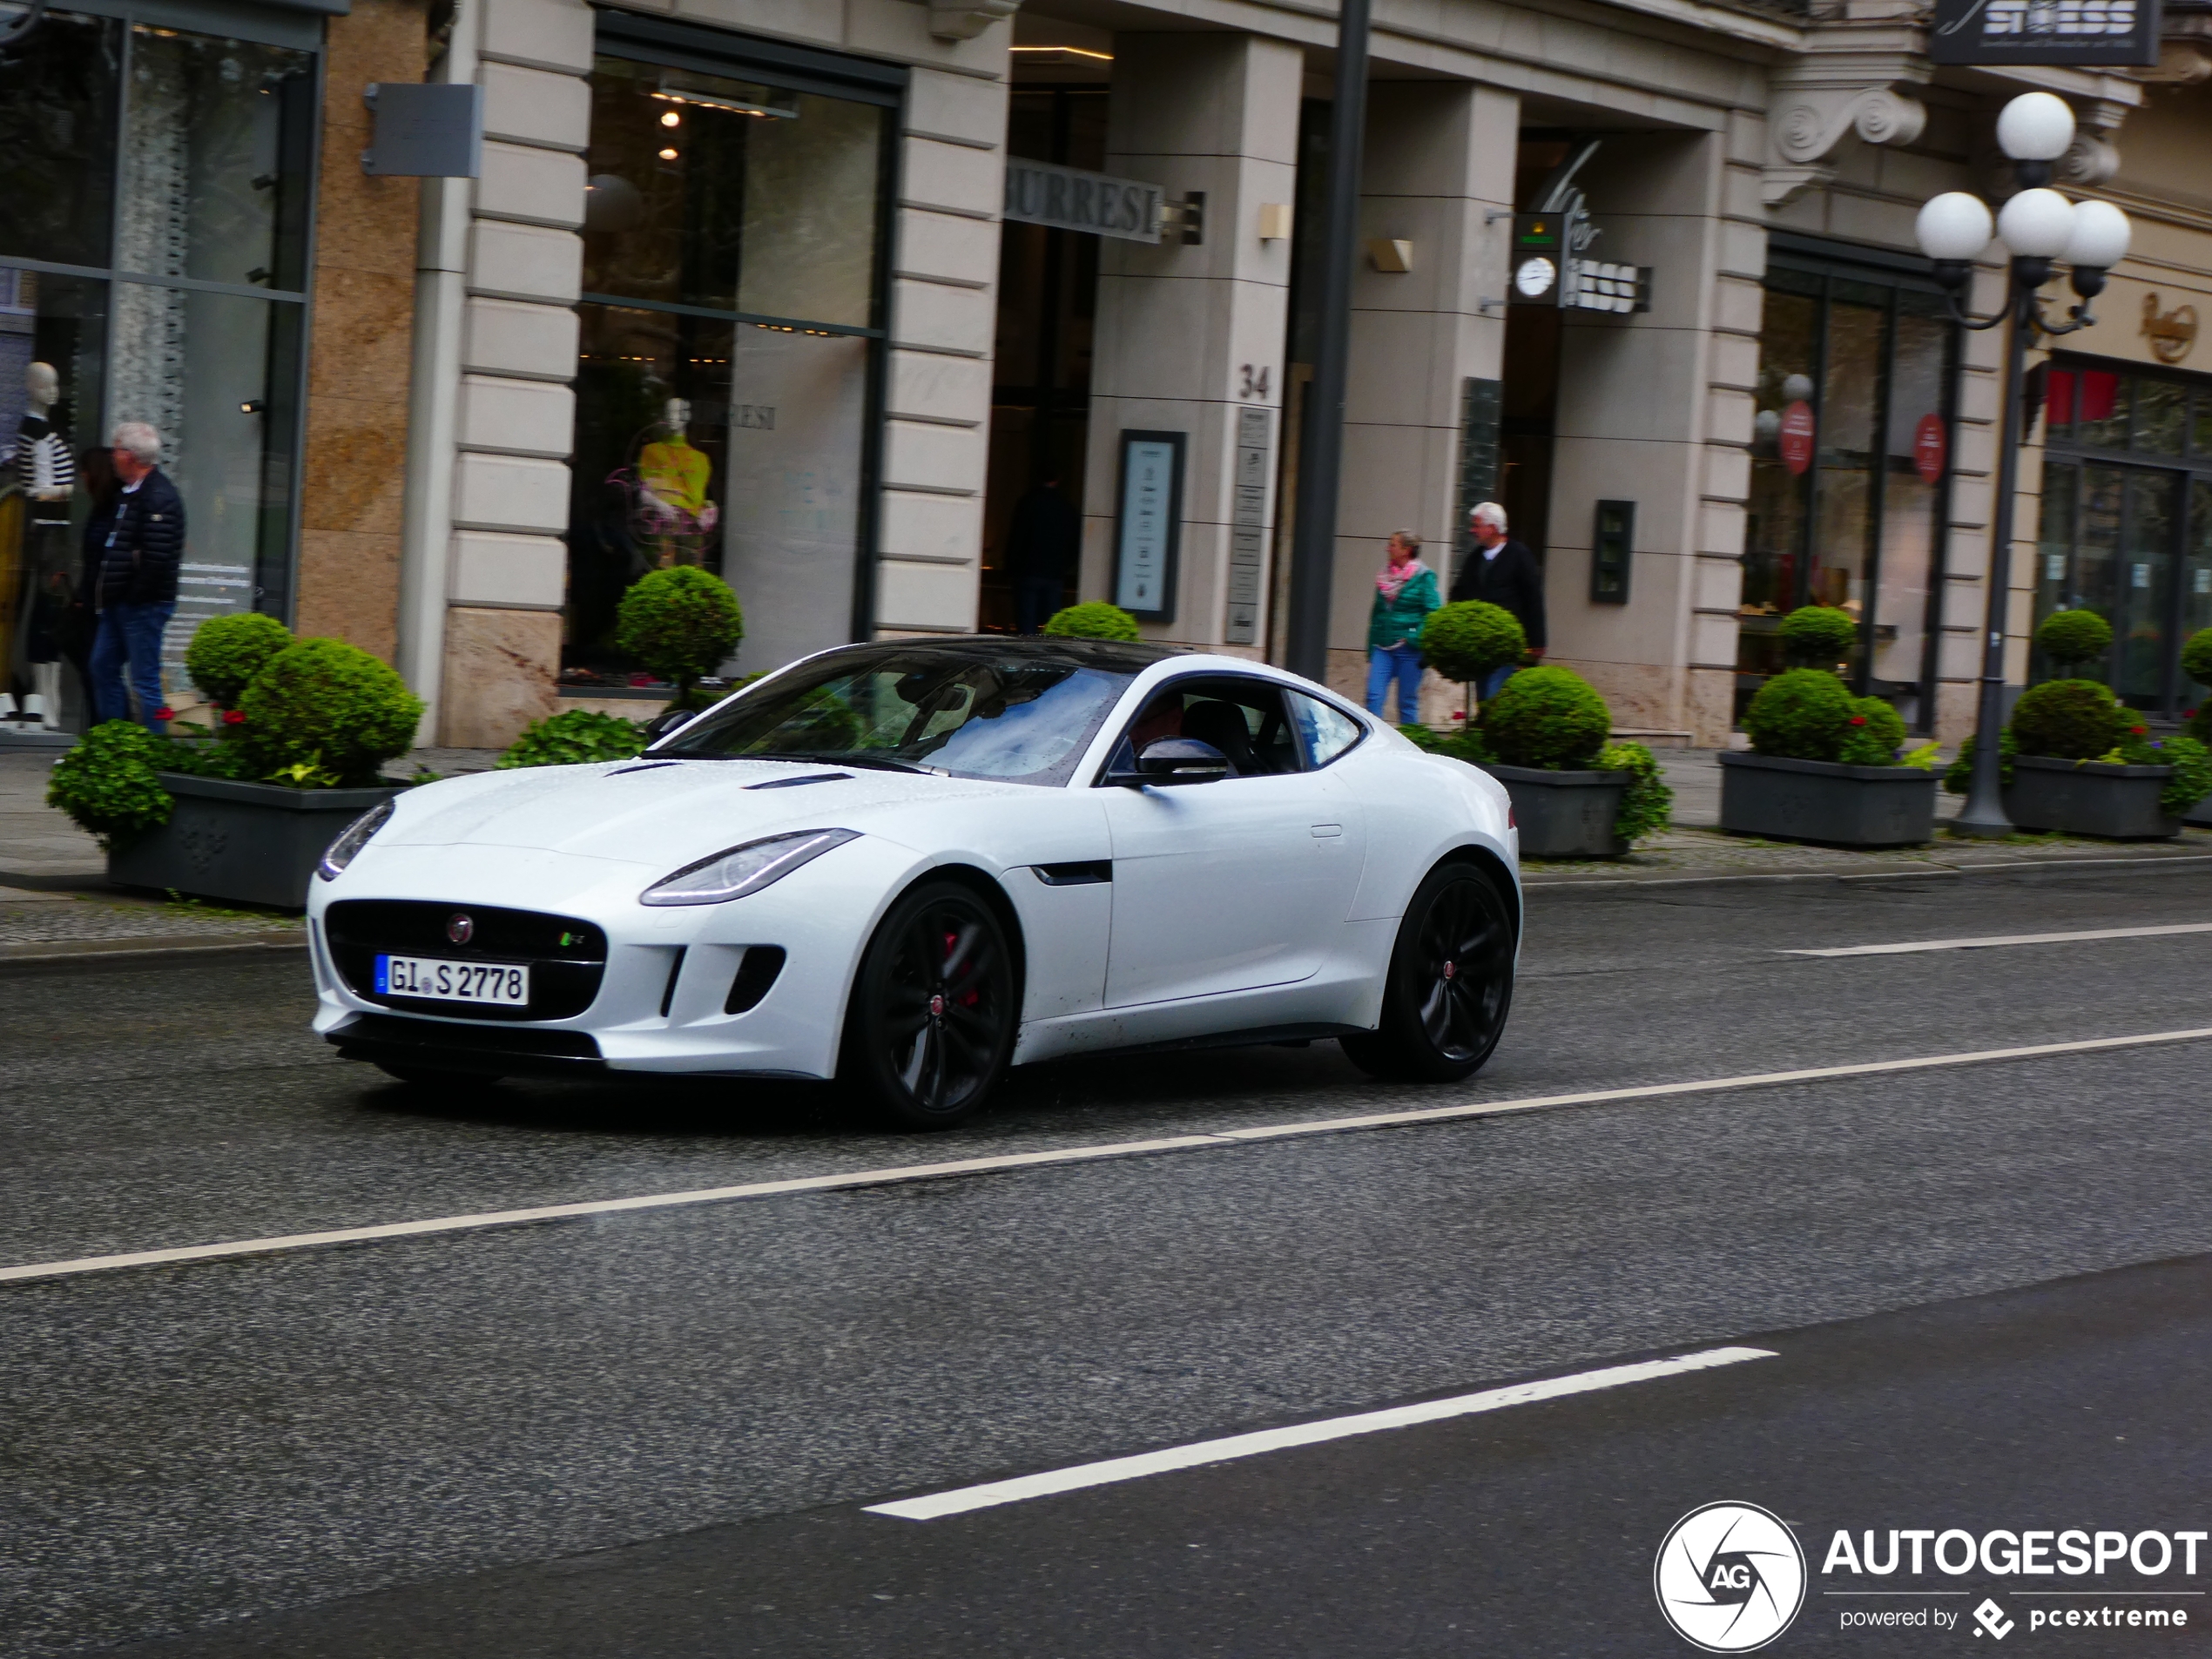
[
  {"x1": 324, "y1": 900, "x2": 608, "y2": 1022},
  {"x1": 329, "y1": 1012, "x2": 602, "y2": 1074}
]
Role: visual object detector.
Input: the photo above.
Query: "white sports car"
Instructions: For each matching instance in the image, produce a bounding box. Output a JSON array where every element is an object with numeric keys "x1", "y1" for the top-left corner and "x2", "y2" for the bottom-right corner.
[{"x1": 307, "y1": 637, "x2": 1521, "y2": 1127}]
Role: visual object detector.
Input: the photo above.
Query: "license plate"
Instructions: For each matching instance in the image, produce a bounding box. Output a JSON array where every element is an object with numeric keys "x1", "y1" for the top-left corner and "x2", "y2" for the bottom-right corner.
[{"x1": 374, "y1": 954, "x2": 530, "y2": 1006}]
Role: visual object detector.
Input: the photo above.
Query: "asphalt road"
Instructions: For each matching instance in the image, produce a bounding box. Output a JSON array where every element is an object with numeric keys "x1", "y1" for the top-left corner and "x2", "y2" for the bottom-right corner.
[{"x1": 5, "y1": 865, "x2": 2212, "y2": 1656}]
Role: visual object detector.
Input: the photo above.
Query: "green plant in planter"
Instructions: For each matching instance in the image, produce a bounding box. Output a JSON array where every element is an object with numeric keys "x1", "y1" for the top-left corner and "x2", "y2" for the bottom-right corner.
[
  {"x1": 2182, "y1": 627, "x2": 2212, "y2": 744},
  {"x1": 1420, "y1": 602, "x2": 1527, "y2": 688},
  {"x1": 2141, "y1": 733, "x2": 2212, "y2": 818},
  {"x1": 47, "y1": 719, "x2": 175, "y2": 845},
  {"x1": 1399, "y1": 722, "x2": 1494, "y2": 765},
  {"x1": 1042, "y1": 602, "x2": 1141, "y2": 641},
  {"x1": 1743, "y1": 667, "x2": 1852, "y2": 760},
  {"x1": 2010, "y1": 678, "x2": 2128, "y2": 759},
  {"x1": 2035, "y1": 609, "x2": 2114, "y2": 677},
  {"x1": 1836, "y1": 696, "x2": 1907, "y2": 765},
  {"x1": 1479, "y1": 666, "x2": 1608, "y2": 770},
  {"x1": 497, "y1": 708, "x2": 648, "y2": 770},
  {"x1": 616, "y1": 567, "x2": 745, "y2": 708},
  {"x1": 1944, "y1": 729, "x2": 2017, "y2": 793},
  {"x1": 237, "y1": 638, "x2": 425, "y2": 787},
  {"x1": 1778, "y1": 604, "x2": 1858, "y2": 670},
  {"x1": 1594, "y1": 739, "x2": 1673, "y2": 841},
  {"x1": 185, "y1": 612, "x2": 293, "y2": 708}
]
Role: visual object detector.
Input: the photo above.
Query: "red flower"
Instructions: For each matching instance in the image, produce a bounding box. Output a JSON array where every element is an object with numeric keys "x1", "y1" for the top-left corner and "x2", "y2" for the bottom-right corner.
[
  {"x1": 223, "y1": 709, "x2": 246, "y2": 725},
  {"x1": 2188, "y1": 710, "x2": 2202, "y2": 720},
  {"x1": 2131, "y1": 725, "x2": 2148, "y2": 736},
  {"x1": 154, "y1": 707, "x2": 174, "y2": 720},
  {"x1": 1848, "y1": 714, "x2": 1867, "y2": 726}
]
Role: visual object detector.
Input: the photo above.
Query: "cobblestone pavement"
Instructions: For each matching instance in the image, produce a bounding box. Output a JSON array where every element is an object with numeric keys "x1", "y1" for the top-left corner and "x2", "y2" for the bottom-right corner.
[{"x1": 0, "y1": 894, "x2": 303, "y2": 948}]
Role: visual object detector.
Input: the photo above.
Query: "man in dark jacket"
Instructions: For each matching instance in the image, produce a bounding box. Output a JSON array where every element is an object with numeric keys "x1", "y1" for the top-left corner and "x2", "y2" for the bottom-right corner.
[
  {"x1": 1003, "y1": 475, "x2": 1082, "y2": 634},
  {"x1": 1449, "y1": 500, "x2": 1546, "y2": 700},
  {"x1": 89, "y1": 421, "x2": 185, "y2": 732}
]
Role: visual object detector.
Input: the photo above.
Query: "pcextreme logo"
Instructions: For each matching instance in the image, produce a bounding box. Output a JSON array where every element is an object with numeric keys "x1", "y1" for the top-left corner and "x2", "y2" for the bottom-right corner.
[{"x1": 1656, "y1": 1501, "x2": 1809, "y2": 1652}]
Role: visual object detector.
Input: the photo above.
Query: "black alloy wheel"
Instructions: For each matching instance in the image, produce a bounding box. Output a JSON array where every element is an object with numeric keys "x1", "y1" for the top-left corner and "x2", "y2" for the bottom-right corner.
[
  {"x1": 1342, "y1": 860, "x2": 1514, "y2": 1082},
  {"x1": 842, "y1": 880, "x2": 1017, "y2": 1129}
]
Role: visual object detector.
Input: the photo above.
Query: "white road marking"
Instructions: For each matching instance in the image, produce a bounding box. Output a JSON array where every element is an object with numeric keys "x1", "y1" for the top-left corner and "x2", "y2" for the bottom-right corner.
[
  {"x1": 864, "y1": 1346, "x2": 1778, "y2": 1521},
  {"x1": 6, "y1": 1024, "x2": 2212, "y2": 1288},
  {"x1": 1782, "y1": 922, "x2": 2212, "y2": 958}
]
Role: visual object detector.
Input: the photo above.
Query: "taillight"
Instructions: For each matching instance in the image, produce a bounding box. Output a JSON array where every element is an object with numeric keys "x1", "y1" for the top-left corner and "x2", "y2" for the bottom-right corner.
[{"x1": 1507, "y1": 806, "x2": 1517, "y2": 829}]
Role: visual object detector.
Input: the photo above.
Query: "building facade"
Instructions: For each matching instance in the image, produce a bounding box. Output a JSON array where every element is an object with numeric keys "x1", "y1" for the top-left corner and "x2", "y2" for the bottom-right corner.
[{"x1": 4, "y1": 0, "x2": 2210, "y2": 748}]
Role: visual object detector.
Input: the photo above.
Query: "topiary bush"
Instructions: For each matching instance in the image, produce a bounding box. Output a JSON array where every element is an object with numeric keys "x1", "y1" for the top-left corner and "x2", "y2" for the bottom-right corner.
[
  {"x1": 496, "y1": 708, "x2": 647, "y2": 770},
  {"x1": 1945, "y1": 729, "x2": 2017, "y2": 794},
  {"x1": 1420, "y1": 601, "x2": 1526, "y2": 685},
  {"x1": 1479, "y1": 666, "x2": 1609, "y2": 770},
  {"x1": 46, "y1": 720, "x2": 175, "y2": 846},
  {"x1": 2183, "y1": 629, "x2": 2212, "y2": 744},
  {"x1": 616, "y1": 567, "x2": 745, "y2": 705},
  {"x1": 185, "y1": 612, "x2": 293, "y2": 708},
  {"x1": 2145, "y1": 732, "x2": 2212, "y2": 818},
  {"x1": 1779, "y1": 604, "x2": 1858, "y2": 670},
  {"x1": 1743, "y1": 667, "x2": 1854, "y2": 761},
  {"x1": 236, "y1": 638, "x2": 425, "y2": 787},
  {"x1": 1042, "y1": 602, "x2": 1141, "y2": 642},
  {"x1": 2009, "y1": 678, "x2": 2128, "y2": 759},
  {"x1": 1836, "y1": 695, "x2": 1907, "y2": 766},
  {"x1": 1595, "y1": 739, "x2": 1672, "y2": 841},
  {"x1": 1399, "y1": 722, "x2": 1494, "y2": 765},
  {"x1": 2036, "y1": 609, "x2": 2114, "y2": 676}
]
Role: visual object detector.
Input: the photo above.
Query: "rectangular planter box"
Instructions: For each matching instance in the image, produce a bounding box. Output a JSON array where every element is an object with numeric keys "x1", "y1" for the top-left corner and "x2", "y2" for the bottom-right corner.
[
  {"x1": 1718, "y1": 750, "x2": 1938, "y2": 848},
  {"x1": 108, "y1": 773, "x2": 401, "y2": 908},
  {"x1": 1480, "y1": 763, "x2": 1629, "y2": 858},
  {"x1": 2003, "y1": 755, "x2": 2179, "y2": 840}
]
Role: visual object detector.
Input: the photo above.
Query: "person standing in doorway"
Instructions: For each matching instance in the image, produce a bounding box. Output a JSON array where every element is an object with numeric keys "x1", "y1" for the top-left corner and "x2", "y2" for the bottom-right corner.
[
  {"x1": 1004, "y1": 475, "x2": 1082, "y2": 634},
  {"x1": 89, "y1": 422, "x2": 185, "y2": 733},
  {"x1": 1449, "y1": 501, "x2": 1546, "y2": 702},
  {"x1": 1366, "y1": 529, "x2": 1439, "y2": 723}
]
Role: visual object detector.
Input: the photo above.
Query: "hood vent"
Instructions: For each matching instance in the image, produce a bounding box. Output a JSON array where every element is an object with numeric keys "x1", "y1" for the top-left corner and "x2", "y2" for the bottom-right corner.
[{"x1": 744, "y1": 772, "x2": 853, "y2": 791}]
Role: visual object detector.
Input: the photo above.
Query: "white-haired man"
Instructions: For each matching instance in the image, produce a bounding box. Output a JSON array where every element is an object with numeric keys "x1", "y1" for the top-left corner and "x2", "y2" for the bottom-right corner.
[
  {"x1": 90, "y1": 421, "x2": 186, "y2": 732},
  {"x1": 1448, "y1": 501, "x2": 1546, "y2": 700}
]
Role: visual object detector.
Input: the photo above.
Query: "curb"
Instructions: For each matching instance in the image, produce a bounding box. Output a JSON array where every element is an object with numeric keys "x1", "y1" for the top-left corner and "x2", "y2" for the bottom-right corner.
[{"x1": 1522, "y1": 852, "x2": 2212, "y2": 896}]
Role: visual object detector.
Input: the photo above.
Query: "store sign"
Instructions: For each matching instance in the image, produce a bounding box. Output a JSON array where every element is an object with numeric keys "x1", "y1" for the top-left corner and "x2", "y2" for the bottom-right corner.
[
  {"x1": 1004, "y1": 160, "x2": 1163, "y2": 244},
  {"x1": 1928, "y1": 0, "x2": 2161, "y2": 67},
  {"x1": 1113, "y1": 430, "x2": 1184, "y2": 621},
  {"x1": 1913, "y1": 414, "x2": 1947, "y2": 483},
  {"x1": 1509, "y1": 214, "x2": 1565, "y2": 306},
  {"x1": 1780, "y1": 401, "x2": 1816, "y2": 475}
]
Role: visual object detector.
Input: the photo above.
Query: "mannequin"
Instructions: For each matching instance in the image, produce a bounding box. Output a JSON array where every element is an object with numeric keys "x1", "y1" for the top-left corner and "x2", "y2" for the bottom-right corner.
[
  {"x1": 3, "y1": 362, "x2": 75, "y2": 728},
  {"x1": 635, "y1": 397, "x2": 716, "y2": 568}
]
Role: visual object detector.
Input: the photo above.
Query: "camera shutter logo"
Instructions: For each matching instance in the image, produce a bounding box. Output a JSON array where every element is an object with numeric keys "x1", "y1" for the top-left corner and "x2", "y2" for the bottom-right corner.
[{"x1": 1655, "y1": 1501, "x2": 1807, "y2": 1651}]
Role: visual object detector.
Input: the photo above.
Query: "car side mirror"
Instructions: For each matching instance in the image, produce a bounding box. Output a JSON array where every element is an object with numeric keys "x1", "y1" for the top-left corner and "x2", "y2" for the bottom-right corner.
[{"x1": 640, "y1": 707, "x2": 699, "y2": 746}]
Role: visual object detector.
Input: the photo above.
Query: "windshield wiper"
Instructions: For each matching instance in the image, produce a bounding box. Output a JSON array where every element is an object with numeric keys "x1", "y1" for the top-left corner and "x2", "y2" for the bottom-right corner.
[{"x1": 740, "y1": 750, "x2": 931, "y2": 774}]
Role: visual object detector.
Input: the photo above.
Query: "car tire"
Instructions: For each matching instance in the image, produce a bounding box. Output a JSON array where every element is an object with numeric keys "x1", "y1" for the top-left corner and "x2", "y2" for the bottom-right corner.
[
  {"x1": 1341, "y1": 860, "x2": 1514, "y2": 1084},
  {"x1": 373, "y1": 1062, "x2": 496, "y2": 1088},
  {"x1": 840, "y1": 880, "x2": 1018, "y2": 1130}
]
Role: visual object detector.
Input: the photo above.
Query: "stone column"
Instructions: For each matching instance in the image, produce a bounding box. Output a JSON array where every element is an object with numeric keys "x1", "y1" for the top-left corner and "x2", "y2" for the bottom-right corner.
[
  {"x1": 1324, "y1": 80, "x2": 1518, "y2": 717},
  {"x1": 1080, "y1": 34, "x2": 1301, "y2": 649},
  {"x1": 1543, "y1": 123, "x2": 1755, "y2": 747}
]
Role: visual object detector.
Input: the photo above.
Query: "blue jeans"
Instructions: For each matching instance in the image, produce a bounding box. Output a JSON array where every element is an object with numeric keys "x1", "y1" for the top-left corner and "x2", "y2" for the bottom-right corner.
[
  {"x1": 1366, "y1": 644, "x2": 1423, "y2": 723},
  {"x1": 1479, "y1": 663, "x2": 1518, "y2": 704},
  {"x1": 91, "y1": 601, "x2": 174, "y2": 732}
]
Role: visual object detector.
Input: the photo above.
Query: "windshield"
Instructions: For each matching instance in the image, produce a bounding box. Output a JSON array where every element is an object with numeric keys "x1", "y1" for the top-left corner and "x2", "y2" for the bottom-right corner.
[{"x1": 651, "y1": 639, "x2": 1170, "y2": 786}]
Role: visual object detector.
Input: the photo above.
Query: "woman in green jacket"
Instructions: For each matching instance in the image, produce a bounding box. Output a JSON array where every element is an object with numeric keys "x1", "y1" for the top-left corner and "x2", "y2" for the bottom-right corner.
[{"x1": 1366, "y1": 529, "x2": 1440, "y2": 721}]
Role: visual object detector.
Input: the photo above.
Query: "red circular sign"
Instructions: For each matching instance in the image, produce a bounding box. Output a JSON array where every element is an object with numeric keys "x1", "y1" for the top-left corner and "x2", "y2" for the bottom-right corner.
[
  {"x1": 1779, "y1": 401, "x2": 1816, "y2": 475},
  {"x1": 1913, "y1": 413, "x2": 1947, "y2": 484}
]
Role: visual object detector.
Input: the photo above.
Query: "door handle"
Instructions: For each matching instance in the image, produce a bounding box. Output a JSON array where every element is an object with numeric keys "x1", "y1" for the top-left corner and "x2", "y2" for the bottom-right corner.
[{"x1": 1310, "y1": 824, "x2": 1344, "y2": 838}]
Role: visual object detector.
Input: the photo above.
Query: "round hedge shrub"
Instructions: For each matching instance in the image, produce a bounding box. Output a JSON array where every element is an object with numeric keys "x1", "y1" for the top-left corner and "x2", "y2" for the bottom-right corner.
[
  {"x1": 2035, "y1": 609, "x2": 2114, "y2": 674},
  {"x1": 1835, "y1": 695, "x2": 1907, "y2": 766},
  {"x1": 237, "y1": 638, "x2": 425, "y2": 787},
  {"x1": 616, "y1": 568, "x2": 745, "y2": 698},
  {"x1": 2151, "y1": 732, "x2": 2212, "y2": 817},
  {"x1": 1778, "y1": 604, "x2": 1858, "y2": 670},
  {"x1": 1042, "y1": 602, "x2": 1141, "y2": 641},
  {"x1": 185, "y1": 612, "x2": 293, "y2": 708},
  {"x1": 1743, "y1": 667, "x2": 1853, "y2": 761},
  {"x1": 1479, "y1": 666, "x2": 1609, "y2": 770},
  {"x1": 47, "y1": 720, "x2": 174, "y2": 845},
  {"x1": 496, "y1": 708, "x2": 647, "y2": 770},
  {"x1": 1420, "y1": 601, "x2": 1526, "y2": 685},
  {"x1": 2182, "y1": 626, "x2": 2212, "y2": 689},
  {"x1": 2009, "y1": 677, "x2": 2127, "y2": 760}
]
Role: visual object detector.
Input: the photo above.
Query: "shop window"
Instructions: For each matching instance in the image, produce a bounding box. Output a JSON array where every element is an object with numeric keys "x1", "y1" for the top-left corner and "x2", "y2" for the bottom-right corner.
[
  {"x1": 566, "y1": 37, "x2": 894, "y2": 691},
  {"x1": 0, "y1": 10, "x2": 313, "y2": 725}
]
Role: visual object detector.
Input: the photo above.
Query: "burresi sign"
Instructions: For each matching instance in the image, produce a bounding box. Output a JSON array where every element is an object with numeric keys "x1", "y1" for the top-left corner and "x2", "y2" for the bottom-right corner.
[
  {"x1": 1928, "y1": 0, "x2": 2162, "y2": 67},
  {"x1": 1004, "y1": 159, "x2": 1163, "y2": 244}
]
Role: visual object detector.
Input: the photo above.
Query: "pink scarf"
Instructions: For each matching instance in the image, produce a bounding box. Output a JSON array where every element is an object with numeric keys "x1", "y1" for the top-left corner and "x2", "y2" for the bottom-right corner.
[{"x1": 1377, "y1": 556, "x2": 1426, "y2": 602}]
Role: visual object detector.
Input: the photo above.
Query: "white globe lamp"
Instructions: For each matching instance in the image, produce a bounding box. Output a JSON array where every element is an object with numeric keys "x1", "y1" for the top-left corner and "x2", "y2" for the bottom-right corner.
[
  {"x1": 1995, "y1": 92, "x2": 2076, "y2": 162},
  {"x1": 1995, "y1": 187, "x2": 2077, "y2": 261},
  {"x1": 2062, "y1": 199, "x2": 2131, "y2": 270},
  {"x1": 1915, "y1": 192, "x2": 1995, "y2": 263}
]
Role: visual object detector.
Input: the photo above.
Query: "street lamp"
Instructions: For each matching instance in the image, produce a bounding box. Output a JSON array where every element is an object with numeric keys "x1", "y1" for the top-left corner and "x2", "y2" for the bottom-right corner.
[{"x1": 1914, "y1": 92, "x2": 2131, "y2": 839}]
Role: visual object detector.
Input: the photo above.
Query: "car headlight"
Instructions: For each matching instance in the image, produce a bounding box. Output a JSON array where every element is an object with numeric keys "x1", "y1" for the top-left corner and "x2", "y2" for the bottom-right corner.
[
  {"x1": 317, "y1": 799, "x2": 395, "y2": 881},
  {"x1": 641, "y1": 828, "x2": 859, "y2": 907}
]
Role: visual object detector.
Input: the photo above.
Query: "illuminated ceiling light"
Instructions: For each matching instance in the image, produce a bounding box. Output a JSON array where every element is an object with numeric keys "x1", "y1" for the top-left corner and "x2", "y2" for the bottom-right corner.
[
  {"x1": 1008, "y1": 44, "x2": 1113, "y2": 58},
  {"x1": 660, "y1": 111, "x2": 680, "y2": 127},
  {"x1": 649, "y1": 83, "x2": 798, "y2": 119},
  {"x1": 658, "y1": 147, "x2": 679, "y2": 161}
]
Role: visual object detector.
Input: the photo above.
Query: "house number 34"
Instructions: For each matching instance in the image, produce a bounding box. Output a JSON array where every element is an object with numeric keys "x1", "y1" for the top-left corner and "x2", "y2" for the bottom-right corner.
[{"x1": 1238, "y1": 364, "x2": 1271, "y2": 400}]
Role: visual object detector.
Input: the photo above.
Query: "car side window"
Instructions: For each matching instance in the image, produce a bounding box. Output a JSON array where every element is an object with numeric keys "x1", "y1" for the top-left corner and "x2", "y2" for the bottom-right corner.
[
  {"x1": 1103, "y1": 676, "x2": 1302, "y2": 779},
  {"x1": 1286, "y1": 691, "x2": 1363, "y2": 770}
]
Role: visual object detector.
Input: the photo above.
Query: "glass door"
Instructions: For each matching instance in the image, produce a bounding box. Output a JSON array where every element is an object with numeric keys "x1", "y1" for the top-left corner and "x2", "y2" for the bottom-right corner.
[{"x1": 2117, "y1": 471, "x2": 2178, "y2": 705}]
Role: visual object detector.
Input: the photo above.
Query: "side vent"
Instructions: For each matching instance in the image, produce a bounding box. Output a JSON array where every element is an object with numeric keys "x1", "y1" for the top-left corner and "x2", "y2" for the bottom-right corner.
[
  {"x1": 725, "y1": 946, "x2": 787, "y2": 1014},
  {"x1": 659, "y1": 948, "x2": 687, "y2": 1018}
]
